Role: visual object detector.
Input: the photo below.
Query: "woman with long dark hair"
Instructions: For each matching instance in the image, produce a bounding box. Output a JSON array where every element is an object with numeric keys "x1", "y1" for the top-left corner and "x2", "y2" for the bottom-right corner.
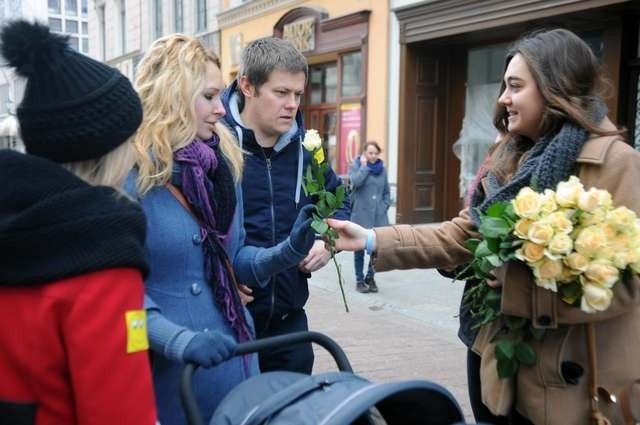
[{"x1": 328, "y1": 28, "x2": 640, "y2": 424}]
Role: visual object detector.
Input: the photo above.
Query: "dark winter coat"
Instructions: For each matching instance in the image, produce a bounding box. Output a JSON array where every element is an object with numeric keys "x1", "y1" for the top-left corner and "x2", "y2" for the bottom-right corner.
[{"x1": 221, "y1": 82, "x2": 350, "y2": 327}]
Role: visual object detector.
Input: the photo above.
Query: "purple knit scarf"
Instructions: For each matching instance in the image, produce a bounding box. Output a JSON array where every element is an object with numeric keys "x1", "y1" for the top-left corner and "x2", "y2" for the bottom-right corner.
[{"x1": 174, "y1": 136, "x2": 253, "y2": 371}]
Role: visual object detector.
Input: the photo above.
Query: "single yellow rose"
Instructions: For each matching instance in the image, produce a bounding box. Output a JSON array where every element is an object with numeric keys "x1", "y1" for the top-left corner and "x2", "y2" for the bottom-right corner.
[
  {"x1": 515, "y1": 241, "x2": 545, "y2": 263},
  {"x1": 580, "y1": 280, "x2": 613, "y2": 313},
  {"x1": 512, "y1": 187, "x2": 543, "y2": 219},
  {"x1": 540, "y1": 189, "x2": 558, "y2": 215},
  {"x1": 564, "y1": 252, "x2": 589, "y2": 273},
  {"x1": 542, "y1": 211, "x2": 573, "y2": 234},
  {"x1": 577, "y1": 187, "x2": 602, "y2": 212},
  {"x1": 532, "y1": 258, "x2": 563, "y2": 292},
  {"x1": 527, "y1": 222, "x2": 554, "y2": 245},
  {"x1": 555, "y1": 176, "x2": 584, "y2": 208},
  {"x1": 584, "y1": 261, "x2": 619, "y2": 288},
  {"x1": 547, "y1": 233, "x2": 573, "y2": 257},
  {"x1": 606, "y1": 206, "x2": 637, "y2": 232},
  {"x1": 514, "y1": 218, "x2": 533, "y2": 239},
  {"x1": 574, "y1": 226, "x2": 607, "y2": 258}
]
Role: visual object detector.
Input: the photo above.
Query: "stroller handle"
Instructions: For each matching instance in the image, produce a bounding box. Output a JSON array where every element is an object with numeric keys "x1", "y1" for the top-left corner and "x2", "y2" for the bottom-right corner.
[{"x1": 181, "y1": 331, "x2": 352, "y2": 425}]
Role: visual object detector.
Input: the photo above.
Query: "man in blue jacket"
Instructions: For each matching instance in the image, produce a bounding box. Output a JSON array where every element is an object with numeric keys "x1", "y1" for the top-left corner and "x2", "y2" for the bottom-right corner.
[{"x1": 223, "y1": 37, "x2": 350, "y2": 374}]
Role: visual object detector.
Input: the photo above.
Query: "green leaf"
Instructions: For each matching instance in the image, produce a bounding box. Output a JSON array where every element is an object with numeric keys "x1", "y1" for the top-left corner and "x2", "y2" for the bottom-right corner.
[
  {"x1": 479, "y1": 217, "x2": 512, "y2": 238},
  {"x1": 475, "y1": 240, "x2": 493, "y2": 257},
  {"x1": 486, "y1": 201, "x2": 509, "y2": 217},
  {"x1": 464, "y1": 238, "x2": 481, "y2": 252},
  {"x1": 486, "y1": 254, "x2": 502, "y2": 268},
  {"x1": 335, "y1": 185, "x2": 345, "y2": 206},
  {"x1": 560, "y1": 281, "x2": 582, "y2": 305},
  {"x1": 515, "y1": 342, "x2": 536, "y2": 366},
  {"x1": 486, "y1": 238, "x2": 500, "y2": 254},
  {"x1": 305, "y1": 165, "x2": 314, "y2": 182},
  {"x1": 495, "y1": 340, "x2": 515, "y2": 360},
  {"x1": 325, "y1": 191, "x2": 337, "y2": 210},
  {"x1": 311, "y1": 218, "x2": 328, "y2": 234},
  {"x1": 307, "y1": 182, "x2": 319, "y2": 193},
  {"x1": 497, "y1": 357, "x2": 518, "y2": 379},
  {"x1": 316, "y1": 199, "x2": 329, "y2": 217}
]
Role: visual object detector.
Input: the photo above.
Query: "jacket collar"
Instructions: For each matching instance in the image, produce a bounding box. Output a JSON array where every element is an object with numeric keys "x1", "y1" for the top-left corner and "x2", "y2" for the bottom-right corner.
[{"x1": 576, "y1": 116, "x2": 621, "y2": 165}]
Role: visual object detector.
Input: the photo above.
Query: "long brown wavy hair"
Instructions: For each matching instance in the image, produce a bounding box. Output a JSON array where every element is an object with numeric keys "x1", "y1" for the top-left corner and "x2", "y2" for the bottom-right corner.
[{"x1": 489, "y1": 28, "x2": 624, "y2": 183}]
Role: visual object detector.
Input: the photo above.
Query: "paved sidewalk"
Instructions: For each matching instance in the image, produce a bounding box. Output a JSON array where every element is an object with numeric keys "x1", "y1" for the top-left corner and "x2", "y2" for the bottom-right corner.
[{"x1": 306, "y1": 251, "x2": 473, "y2": 421}]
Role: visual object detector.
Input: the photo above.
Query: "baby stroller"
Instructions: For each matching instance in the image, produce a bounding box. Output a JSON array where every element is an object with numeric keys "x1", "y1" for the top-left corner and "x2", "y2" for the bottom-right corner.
[{"x1": 182, "y1": 331, "x2": 470, "y2": 425}]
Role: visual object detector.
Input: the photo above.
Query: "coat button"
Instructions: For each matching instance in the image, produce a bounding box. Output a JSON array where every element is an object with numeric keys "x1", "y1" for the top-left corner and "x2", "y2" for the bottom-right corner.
[
  {"x1": 192, "y1": 234, "x2": 201, "y2": 245},
  {"x1": 191, "y1": 283, "x2": 202, "y2": 295},
  {"x1": 537, "y1": 315, "x2": 552, "y2": 326}
]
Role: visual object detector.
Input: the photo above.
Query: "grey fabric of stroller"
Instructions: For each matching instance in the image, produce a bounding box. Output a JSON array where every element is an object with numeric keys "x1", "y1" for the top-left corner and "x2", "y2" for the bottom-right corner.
[{"x1": 210, "y1": 371, "x2": 465, "y2": 425}]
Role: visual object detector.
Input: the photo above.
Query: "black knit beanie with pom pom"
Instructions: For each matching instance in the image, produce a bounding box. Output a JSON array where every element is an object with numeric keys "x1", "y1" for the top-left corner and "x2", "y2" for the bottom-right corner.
[{"x1": 0, "y1": 20, "x2": 142, "y2": 162}]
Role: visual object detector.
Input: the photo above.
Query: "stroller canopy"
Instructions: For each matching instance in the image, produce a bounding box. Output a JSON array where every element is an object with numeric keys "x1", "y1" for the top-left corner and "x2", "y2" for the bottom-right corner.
[{"x1": 210, "y1": 370, "x2": 465, "y2": 425}]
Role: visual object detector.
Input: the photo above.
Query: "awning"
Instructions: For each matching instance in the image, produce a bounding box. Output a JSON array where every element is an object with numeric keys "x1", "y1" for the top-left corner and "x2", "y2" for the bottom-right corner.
[{"x1": 0, "y1": 115, "x2": 18, "y2": 137}]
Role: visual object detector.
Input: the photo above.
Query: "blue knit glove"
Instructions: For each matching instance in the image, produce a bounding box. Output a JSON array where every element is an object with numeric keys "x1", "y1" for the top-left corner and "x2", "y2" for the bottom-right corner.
[
  {"x1": 289, "y1": 204, "x2": 317, "y2": 254},
  {"x1": 182, "y1": 331, "x2": 237, "y2": 368}
]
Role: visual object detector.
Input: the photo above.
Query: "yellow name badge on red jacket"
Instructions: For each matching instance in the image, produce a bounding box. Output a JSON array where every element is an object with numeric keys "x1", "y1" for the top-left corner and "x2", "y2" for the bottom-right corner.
[{"x1": 125, "y1": 310, "x2": 149, "y2": 353}]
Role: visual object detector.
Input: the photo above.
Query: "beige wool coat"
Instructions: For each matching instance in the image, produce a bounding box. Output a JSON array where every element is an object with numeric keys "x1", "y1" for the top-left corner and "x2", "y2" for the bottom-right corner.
[{"x1": 373, "y1": 120, "x2": 640, "y2": 424}]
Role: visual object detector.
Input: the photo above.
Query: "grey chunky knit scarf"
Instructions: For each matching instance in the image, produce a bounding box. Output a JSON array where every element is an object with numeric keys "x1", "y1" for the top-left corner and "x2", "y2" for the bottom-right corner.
[{"x1": 469, "y1": 100, "x2": 607, "y2": 225}]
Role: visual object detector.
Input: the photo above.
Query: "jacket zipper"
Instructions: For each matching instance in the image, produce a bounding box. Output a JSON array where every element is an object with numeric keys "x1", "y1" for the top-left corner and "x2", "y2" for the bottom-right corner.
[{"x1": 263, "y1": 154, "x2": 277, "y2": 331}]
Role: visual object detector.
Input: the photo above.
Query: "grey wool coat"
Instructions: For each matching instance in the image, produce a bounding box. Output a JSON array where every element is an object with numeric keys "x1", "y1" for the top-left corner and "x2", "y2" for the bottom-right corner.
[{"x1": 348, "y1": 159, "x2": 390, "y2": 229}]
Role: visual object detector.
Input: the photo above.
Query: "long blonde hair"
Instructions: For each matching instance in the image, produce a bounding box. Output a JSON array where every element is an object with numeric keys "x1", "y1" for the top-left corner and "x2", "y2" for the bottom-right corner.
[
  {"x1": 133, "y1": 34, "x2": 242, "y2": 194},
  {"x1": 62, "y1": 139, "x2": 136, "y2": 189}
]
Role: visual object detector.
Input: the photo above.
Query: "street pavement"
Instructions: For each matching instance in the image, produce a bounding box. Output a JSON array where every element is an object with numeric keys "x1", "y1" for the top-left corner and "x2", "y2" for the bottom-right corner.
[{"x1": 306, "y1": 250, "x2": 474, "y2": 422}]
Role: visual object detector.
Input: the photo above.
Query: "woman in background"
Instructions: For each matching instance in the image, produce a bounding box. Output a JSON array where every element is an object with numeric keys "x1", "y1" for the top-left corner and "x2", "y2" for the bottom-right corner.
[{"x1": 348, "y1": 141, "x2": 390, "y2": 293}]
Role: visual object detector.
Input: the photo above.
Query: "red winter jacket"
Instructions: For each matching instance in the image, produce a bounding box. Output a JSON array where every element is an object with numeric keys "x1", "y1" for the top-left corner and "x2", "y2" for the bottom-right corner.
[{"x1": 0, "y1": 268, "x2": 157, "y2": 425}]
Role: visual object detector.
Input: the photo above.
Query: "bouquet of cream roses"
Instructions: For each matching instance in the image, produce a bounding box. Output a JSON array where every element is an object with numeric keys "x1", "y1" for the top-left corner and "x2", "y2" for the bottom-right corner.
[
  {"x1": 460, "y1": 175, "x2": 640, "y2": 378},
  {"x1": 301, "y1": 129, "x2": 349, "y2": 312}
]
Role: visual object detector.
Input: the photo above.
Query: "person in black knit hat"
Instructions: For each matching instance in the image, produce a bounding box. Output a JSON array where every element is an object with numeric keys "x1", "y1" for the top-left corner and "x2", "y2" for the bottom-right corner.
[{"x1": 0, "y1": 20, "x2": 157, "y2": 424}]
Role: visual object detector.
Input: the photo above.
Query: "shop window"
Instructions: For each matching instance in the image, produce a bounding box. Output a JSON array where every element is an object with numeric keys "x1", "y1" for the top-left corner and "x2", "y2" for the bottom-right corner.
[
  {"x1": 453, "y1": 44, "x2": 507, "y2": 200},
  {"x1": 578, "y1": 30, "x2": 604, "y2": 62},
  {"x1": 309, "y1": 63, "x2": 337, "y2": 105},
  {"x1": 48, "y1": 0, "x2": 60, "y2": 14},
  {"x1": 48, "y1": 18, "x2": 62, "y2": 32},
  {"x1": 341, "y1": 52, "x2": 362, "y2": 98}
]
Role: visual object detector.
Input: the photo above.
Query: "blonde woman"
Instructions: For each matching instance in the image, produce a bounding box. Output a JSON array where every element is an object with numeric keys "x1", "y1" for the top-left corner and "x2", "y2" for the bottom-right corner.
[
  {"x1": 0, "y1": 21, "x2": 156, "y2": 423},
  {"x1": 127, "y1": 34, "x2": 316, "y2": 424}
]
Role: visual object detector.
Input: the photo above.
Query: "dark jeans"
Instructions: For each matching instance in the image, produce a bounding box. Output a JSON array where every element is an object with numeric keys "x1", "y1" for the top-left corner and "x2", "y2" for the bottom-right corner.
[
  {"x1": 256, "y1": 309, "x2": 314, "y2": 374},
  {"x1": 467, "y1": 349, "x2": 533, "y2": 425},
  {"x1": 354, "y1": 250, "x2": 374, "y2": 282}
]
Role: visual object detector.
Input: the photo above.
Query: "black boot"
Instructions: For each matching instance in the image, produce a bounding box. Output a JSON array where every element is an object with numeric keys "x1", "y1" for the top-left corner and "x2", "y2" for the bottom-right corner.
[
  {"x1": 356, "y1": 280, "x2": 369, "y2": 293},
  {"x1": 365, "y1": 275, "x2": 378, "y2": 293}
]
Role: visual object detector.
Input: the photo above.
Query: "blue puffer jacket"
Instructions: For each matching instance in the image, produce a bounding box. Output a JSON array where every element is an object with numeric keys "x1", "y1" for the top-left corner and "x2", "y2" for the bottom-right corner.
[
  {"x1": 222, "y1": 81, "x2": 351, "y2": 328},
  {"x1": 124, "y1": 170, "x2": 259, "y2": 425}
]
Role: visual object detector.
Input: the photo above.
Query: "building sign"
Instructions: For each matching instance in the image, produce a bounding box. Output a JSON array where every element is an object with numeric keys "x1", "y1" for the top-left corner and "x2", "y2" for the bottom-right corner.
[
  {"x1": 338, "y1": 103, "x2": 362, "y2": 175},
  {"x1": 283, "y1": 17, "x2": 315, "y2": 53}
]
